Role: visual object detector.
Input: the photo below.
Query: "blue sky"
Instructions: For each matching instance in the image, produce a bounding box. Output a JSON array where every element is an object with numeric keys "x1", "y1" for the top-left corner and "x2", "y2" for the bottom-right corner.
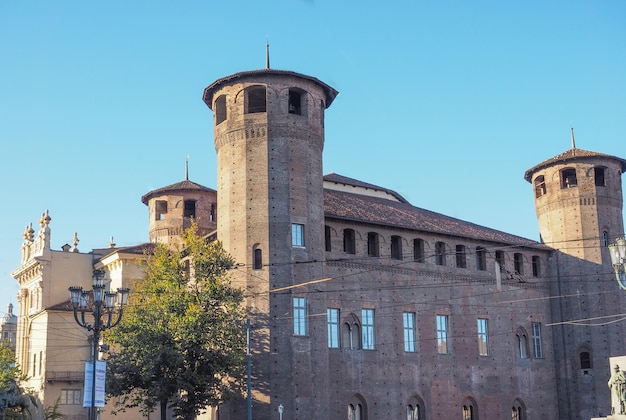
[{"x1": 1, "y1": 1, "x2": 624, "y2": 312}]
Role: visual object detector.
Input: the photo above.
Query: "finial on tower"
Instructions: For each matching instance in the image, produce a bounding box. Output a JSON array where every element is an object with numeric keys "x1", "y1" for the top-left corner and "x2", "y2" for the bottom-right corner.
[
  {"x1": 185, "y1": 155, "x2": 189, "y2": 181},
  {"x1": 570, "y1": 124, "x2": 576, "y2": 150},
  {"x1": 265, "y1": 38, "x2": 270, "y2": 69}
]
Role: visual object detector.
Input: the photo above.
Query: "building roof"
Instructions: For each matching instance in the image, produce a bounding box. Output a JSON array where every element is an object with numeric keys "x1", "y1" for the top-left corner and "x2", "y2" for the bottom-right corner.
[
  {"x1": 323, "y1": 188, "x2": 543, "y2": 248},
  {"x1": 203, "y1": 68, "x2": 339, "y2": 109},
  {"x1": 141, "y1": 179, "x2": 216, "y2": 205},
  {"x1": 323, "y1": 173, "x2": 409, "y2": 203},
  {"x1": 98, "y1": 242, "x2": 156, "y2": 261},
  {"x1": 524, "y1": 147, "x2": 626, "y2": 182}
]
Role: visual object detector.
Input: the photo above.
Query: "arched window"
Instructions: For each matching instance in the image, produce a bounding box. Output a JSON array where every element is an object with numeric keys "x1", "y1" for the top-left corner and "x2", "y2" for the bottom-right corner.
[
  {"x1": 580, "y1": 350, "x2": 592, "y2": 369},
  {"x1": 516, "y1": 328, "x2": 529, "y2": 359},
  {"x1": 413, "y1": 238, "x2": 425, "y2": 263},
  {"x1": 462, "y1": 397, "x2": 477, "y2": 420},
  {"x1": 344, "y1": 229, "x2": 356, "y2": 254},
  {"x1": 253, "y1": 247, "x2": 262, "y2": 270},
  {"x1": 595, "y1": 167, "x2": 606, "y2": 187},
  {"x1": 367, "y1": 232, "x2": 379, "y2": 257},
  {"x1": 534, "y1": 175, "x2": 546, "y2": 197},
  {"x1": 456, "y1": 245, "x2": 467, "y2": 268},
  {"x1": 476, "y1": 247, "x2": 487, "y2": 271},
  {"x1": 215, "y1": 95, "x2": 227, "y2": 124},
  {"x1": 561, "y1": 168, "x2": 578, "y2": 189},
  {"x1": 348, "y1": 394, "x2": 367, "y2": 420},
  {"x1": 512, "y1": 399, "x2": 525, "y2": 420},
  {"x1": 514, "y1": 253, "x2": 524, "y2": 275},
  {"x1": 531, "y1": 256, "x2": 541, "y2": 277},
  {"x1": 435, "y1": 242, "x2": 446, "y2": 266},
  {"x1": 288, "y1": 88, "x2": 306, "y2": 115},
  {"x1": 602, "y1": 231, "x2": 609, "y2": 247},
  {"x1": 343, "y1": 315, "x2": 361, "y2": 350},
  {"x1": 245, "y1": 86, "x2": 266, "y2": 114},
  {"x1": 391, "y1": 235, "x2": 403, "y2": 260},
  {"x1": 406, "y1": 396, "x2": 424, "y2": 420}
]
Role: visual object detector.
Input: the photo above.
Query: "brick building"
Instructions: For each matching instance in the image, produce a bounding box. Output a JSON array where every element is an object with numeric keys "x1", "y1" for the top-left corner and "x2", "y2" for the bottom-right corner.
[{"x1": 11, "y1": 64, "x2": 626, "y2": 419}]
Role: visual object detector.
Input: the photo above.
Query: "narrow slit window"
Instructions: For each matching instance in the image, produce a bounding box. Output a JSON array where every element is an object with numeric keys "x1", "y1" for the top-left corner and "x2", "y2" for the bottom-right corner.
[{"x1": 325, "y1": 225, "x2": 332, "y2": 252}]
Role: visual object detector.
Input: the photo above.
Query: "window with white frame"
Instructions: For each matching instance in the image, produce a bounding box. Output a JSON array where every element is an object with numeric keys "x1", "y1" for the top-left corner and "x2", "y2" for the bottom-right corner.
[
  {"x1": 403, "y1": 312, "x2": 416, "y2": 353},
  {"x1": 477, "y1": 318, "x2": 489, "y2": 356},
  {"x1": 436, "y1": 315, "x2": 449, "y2": 354},
  {"x1": 532, "y1": 322, "x2": 543, "y2": 358},
  {"x1": 293, "y1": 297, "x2": 308, "y2": 336},
  {"x1": 292, "y1": 223, "x2": 305, "y2": 247},
  {"x1": 327, "y1": 308, "x2": 340, "y2": 348},
  {"x1": 362, "y1": 309, "x2": 375, "y2": 350}
]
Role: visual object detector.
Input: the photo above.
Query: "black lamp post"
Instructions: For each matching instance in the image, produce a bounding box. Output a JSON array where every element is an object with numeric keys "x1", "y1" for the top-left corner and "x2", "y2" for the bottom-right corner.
[
  {"x1": 69, "y1": 270, "x2": 130, "y2": 420},
  {"x1": 609, "y1": 238, "x2": 626, "y2": 290}
]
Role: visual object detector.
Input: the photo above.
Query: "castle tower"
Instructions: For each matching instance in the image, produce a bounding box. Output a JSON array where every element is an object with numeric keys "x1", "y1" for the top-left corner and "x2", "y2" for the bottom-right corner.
[
  {"x1": 203, "y1": 67, "x2": 338, "y2": 418},
  {"x1": 525, "y1": 138, "x2": 626, "y2": 420},
  {"x1": 142, "y1": 177, "x2": 217, "y2": 247},
  {"x1": 524, "y1": 137, "x2": 626, "y2": 264}
]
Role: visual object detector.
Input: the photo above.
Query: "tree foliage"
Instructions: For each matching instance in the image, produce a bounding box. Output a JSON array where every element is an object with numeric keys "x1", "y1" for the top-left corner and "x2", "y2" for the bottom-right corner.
[
  {"x1": 0, "y1": 342, "x2": 20, "y2": 390},
  {"x1": 104, "y1": 225, "x2": 246, "y2": 419}
]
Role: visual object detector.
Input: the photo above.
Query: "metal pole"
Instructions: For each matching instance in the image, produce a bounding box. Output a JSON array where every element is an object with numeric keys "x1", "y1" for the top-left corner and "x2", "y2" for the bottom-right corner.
[
  {"x1": 92, "y1": 304, "x2": 101, "y2": 420},
  {"x1": 247, "y1": 319, "x2": 252, "y2": 420}
]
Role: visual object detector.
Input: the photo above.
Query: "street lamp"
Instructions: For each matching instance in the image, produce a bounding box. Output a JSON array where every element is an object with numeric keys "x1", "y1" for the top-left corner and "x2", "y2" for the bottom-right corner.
[
  {"x1": 609, "y1": 238, "x2": 626, "y2": 290},
  {"x1": 69, "y1": 270, "x2": 130, "y2": 420},
  {"x1": 278, "y1": 403, "x2": 284, "y2": 420}
]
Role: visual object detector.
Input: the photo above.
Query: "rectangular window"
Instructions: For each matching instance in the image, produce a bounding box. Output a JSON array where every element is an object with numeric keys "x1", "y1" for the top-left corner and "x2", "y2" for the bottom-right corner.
[
  {"x1": 362, "y1": 309, "x2": 375, "y2": 350},
  {"x1": 391, "y1": 235, "x2": 403, "y2": 260},
  {"x1": 436, "y1": 315, "x2": 449, "y2": 354},
  {"x1": 476, "y1": 247, "x2": 487, "y2": 271},
  {"x1": 532, "y1": 256, "x2": 541, "y2": 277},
  {"x1": 343, "y1": 229, "x2": 356, "y2": 254},
  {"x1": 293, "y1": 297, "x2": 308, "y2": 336},
  {"x1": 325, "y1": 225, "x2": 332, "y2": 252},
  {"x1": 456, "y1": 245, "x2": 467, "y2": 268},
  {"x1": 532, "y1": 322, "x2": 543, "y2": 358},
  {"x1": 514, "y1": 253, "x2": 524, "y2": 275},
  {"x1": 292, "y1": 223, "x2": 305, "y2": 247},
  {"x1": 155, "y1": 200, "x2": 167, "y2": 220},
  {"x1": 435, "y1": 242, "x2": 446, "y2": 266},
  {"x1": 413, "y1": 238, "x2": 424, "y2": 262},
  {"x1": 403, "y1": 312, "x2": 416, "y2": 352},
  {"x1": 477, "y1": 318, "x2": 489, "y2": 356},
  {"x1": 60, "y1": 389, "x2": 82, "y2": 405},
  {"x1": 495, "y1": 250, "x2": 505, "y2": 272},
  {"x1": 183, "y1": 200, "x2": 196, "y2": 218},
  {"x1": 327, "y1": 308, "x2": 340, "y2": 348}
]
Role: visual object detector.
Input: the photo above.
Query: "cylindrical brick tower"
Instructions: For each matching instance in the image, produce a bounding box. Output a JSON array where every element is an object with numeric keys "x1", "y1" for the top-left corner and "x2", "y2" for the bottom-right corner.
[
  {"x1": 142, "y1": 179, "x2": 217, "y2": 247},
  {"x1": 525, "y1": 140, "x2": 626, "y2": 420},
  {"x1": 203, "y1": 68, "x2": 338, "y2": 418},
  {"x1": 524, "y1": 143, "x2": 626, "y2": 264}
]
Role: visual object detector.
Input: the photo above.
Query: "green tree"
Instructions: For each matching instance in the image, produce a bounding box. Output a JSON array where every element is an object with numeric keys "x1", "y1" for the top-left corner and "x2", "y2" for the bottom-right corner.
[
  {"x1": 0, "y1": 342, "x2": 20, "y2": 390},
  {"x1": 104, "y1": 225, "x2": 246, "y2": 420}
]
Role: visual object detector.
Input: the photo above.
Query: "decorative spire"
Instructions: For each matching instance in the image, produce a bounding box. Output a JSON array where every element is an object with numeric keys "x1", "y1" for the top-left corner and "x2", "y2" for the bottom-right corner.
[
  {"x1": 185, "y1": 155, "x2": 189, "y2": 181},
  {"x1": 109, "y1": 236, "x2": 116, "y2": 248},
  {"x1": 72, "y1": 232, "x2": 80, "y2": 253},
  {"x1": 265, "y1": 39, "x2": 270, "y2": 69},
  {"x1": 571, "y1": 126, "x2": 576, "y2": 150}
]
